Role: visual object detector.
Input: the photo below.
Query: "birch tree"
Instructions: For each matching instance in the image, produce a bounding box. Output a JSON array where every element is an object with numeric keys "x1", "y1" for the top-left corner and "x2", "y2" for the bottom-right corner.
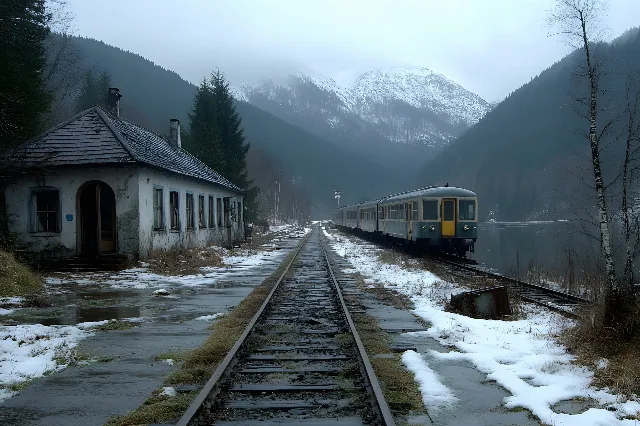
[{"x1": 549, "y1": 0, "x2": 617, "y2": 293}]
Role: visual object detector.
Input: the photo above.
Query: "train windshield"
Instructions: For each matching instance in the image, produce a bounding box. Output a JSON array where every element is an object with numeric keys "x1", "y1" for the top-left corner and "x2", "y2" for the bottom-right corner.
[{"x1": 459, "y1": 200, "x2": 476, "y2": 220}]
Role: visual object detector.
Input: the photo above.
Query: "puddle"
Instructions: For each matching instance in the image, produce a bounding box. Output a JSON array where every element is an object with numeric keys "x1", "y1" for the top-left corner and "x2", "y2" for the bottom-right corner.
[
  {"x1": 78, "y1": 290, "x2": 137, "y2": 300},
  {"x1": 76, "y1": 306, "x2": 141, "y2": 323},
  {"x1": 4, "y1": 306, "x2": 142, "y2": 326},
  {"x1": 553, "y1": 398, "x2": 600, "y2": 414}
]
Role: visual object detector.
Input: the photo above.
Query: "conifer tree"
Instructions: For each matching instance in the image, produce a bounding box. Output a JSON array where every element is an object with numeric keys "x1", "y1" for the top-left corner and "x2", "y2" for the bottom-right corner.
[
  {"x1": 185, "y1": 79, "x2": 225, "y2": 173},
  {"x1": 210, "y1": 70, "x2": 257, "y2": 219},
  {"x1": 0, "y1": 0, "x2": 53, "y2": 148}
]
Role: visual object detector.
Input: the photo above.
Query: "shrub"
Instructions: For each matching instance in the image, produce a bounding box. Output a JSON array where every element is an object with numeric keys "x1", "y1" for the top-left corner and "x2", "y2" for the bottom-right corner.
[{"x1": 0, "y1": 250, "x2": 44, "y2": 297}]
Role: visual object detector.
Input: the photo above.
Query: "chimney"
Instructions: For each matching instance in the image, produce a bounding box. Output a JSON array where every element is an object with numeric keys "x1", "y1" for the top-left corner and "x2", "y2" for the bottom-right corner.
[
  {"x1": 169, "y1": 119, "x2": 181, "y2": 148},
  {"x1": 107, "y1": 88, "x2": 122, "y2": 117}
]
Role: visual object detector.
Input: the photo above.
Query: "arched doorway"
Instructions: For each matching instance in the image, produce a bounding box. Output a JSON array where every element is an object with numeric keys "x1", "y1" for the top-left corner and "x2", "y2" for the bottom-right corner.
[{"x1": 77, "y1": 181, "x2": 117, "y2": 257}]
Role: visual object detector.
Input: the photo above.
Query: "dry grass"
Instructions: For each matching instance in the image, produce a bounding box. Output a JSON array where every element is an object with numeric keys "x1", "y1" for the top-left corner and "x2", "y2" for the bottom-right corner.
[
  {"x1": 146, "y1": 246, "x2": 224, "y2": 276},
  {"x1": 105, "y1": 240, "x2": 304, "y2": 426},
  {"x1": 91, "y1": 320, "x2": 140, "y2": 332},
  {"x1": 0, "y1": 250, "x2": 44, "y2": 297},
  {"x1": 562, "y1": 301, "x2": 640, "y2": 398},
  {"x1": 340, "y1": 277, "x2": 425, "y2": 414}
]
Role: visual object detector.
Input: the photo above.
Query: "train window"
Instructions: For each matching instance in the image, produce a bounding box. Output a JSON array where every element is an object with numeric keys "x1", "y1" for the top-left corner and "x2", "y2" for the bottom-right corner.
[
  {"x1": 443, "y1": 200, "x2": 455, "y2": 221},
  {"x1": 459, "y1": 200, "x2": 476, "y2": 220},
  {"x1": 423, "y1": 200, "x2": 438, "y2": 220},
  {"x1": 412, "y1": 203, "x2": 418, "y2": 221}
]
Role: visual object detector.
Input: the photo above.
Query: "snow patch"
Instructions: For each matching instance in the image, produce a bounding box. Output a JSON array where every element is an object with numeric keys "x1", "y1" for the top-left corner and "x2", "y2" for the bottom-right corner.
[
  {"x1": 402, "y1": 350, "x2": 457, "y2": 410},
  {"x1": 195, "y1": 313, "x2": 225, "y2": 321},
  {"x1": 0, "y1": 324, "x2": 91, "y2": 401},
  {"x1": 160, "y1": 386, "x2": 177, "y2": 397}
]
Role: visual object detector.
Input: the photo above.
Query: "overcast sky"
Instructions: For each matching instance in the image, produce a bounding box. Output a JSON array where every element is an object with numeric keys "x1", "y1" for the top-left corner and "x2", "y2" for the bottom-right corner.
[{"x1": 65, "y1": 0, "x2": 639, "y2": 101}]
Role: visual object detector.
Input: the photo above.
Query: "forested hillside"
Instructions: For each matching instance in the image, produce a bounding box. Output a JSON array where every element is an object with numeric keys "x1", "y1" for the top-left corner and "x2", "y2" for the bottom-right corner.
[
  {"x1": 54, "y1": 36, "x2": 405, "y2": 217},
  {"x1": 419, "y1": 28, "x2": 640, "y2": 221}
]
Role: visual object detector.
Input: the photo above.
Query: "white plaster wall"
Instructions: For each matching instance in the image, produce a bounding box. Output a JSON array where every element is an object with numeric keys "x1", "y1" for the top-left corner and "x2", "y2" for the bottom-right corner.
[
  {"x1": 137, "y1": 168, "x2": 245, "y2": 259},
  {"x1": 4, "y1": 166, "x2": 140, "y2": 258}
]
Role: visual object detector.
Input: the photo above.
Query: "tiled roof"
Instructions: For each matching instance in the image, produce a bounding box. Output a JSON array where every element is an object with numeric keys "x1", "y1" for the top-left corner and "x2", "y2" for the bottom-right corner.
[{"x1": 12, "y1": 107, "x2": 242, "y2": 193}]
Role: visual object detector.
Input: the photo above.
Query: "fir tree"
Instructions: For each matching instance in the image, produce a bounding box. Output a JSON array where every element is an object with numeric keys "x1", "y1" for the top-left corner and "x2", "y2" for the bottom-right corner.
[
  {"x1": 184, "y1": 79, "x2": 225, "y2": 173},
  {"x1": 0, "y1": 0, "x2": 53, "y2": 148},
  {"x1": 210, "y1": 70, "x2": 257, "y2": 220}
]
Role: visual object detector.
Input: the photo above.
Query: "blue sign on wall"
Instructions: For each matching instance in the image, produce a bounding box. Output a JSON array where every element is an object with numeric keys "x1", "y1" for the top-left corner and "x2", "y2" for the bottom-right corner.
[{"x1": 66, "y1": 214, "x2": 73, "y2": 221}]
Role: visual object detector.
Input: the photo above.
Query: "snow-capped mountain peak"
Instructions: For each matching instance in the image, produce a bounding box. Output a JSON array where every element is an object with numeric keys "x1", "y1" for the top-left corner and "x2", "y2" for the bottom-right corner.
[
  {"x1": 351, "y1": 67, "x2": 489, "y2": 127},
  {"x1": 232, "y1": 66, "x2": 490, "y2": 150},
  {"x1": 291, "y1": 69, "x2": 354, "y2": 108}
]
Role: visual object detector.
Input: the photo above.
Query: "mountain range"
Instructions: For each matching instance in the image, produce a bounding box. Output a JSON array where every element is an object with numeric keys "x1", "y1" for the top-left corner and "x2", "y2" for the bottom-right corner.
[
  {"x1": 232, "y1": 68, "x2": 491, "y2": 172},
  {"x1": 50, "y1": 27, "x2": 640, "y2": 221}
]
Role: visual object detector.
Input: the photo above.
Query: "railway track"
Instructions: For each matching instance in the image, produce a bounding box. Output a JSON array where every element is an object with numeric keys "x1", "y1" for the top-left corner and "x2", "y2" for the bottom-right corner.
[
  {"x1": 428, "y1": 253, "x2": 591, "y2": 318},
  {"x1": 176, "y1": 228, "x2": 396, "y2": 426}
]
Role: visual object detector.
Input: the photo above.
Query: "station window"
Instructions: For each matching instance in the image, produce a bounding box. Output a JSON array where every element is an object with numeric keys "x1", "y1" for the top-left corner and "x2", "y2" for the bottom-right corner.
[
  {"x1": 32, "y1": 189, "x2": 60, "y2": 233},
  {"x1": 170, "y1": 191, "x2": 180, "y2": 230},
  {"x1": 459, "y1": 200, "x2": 476, "y2": 220},
  {"x1": 153, "y1": 188, "x2": 164, "y2": 230},
  {"x1": 186, "y1": 193, "x2": 195, "y2": 229},
  {"x1": 208, "y1": 195, "x2": 214, "y2": 227},
  {"x1": 422, "y1": 200, "x2": 438, "y2": 220},
  {"x1": 198, "y1": 195, "x2": 206, "y2": 228}
]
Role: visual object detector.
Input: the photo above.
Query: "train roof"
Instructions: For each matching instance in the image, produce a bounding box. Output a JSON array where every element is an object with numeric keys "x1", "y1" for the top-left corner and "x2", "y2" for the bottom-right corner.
[
  {"x1": 335, "y1": 186, "x2": 476, "y2": 210},
  {"x1": 382, "y1": 186, "x2": 476, "y2": 202}
]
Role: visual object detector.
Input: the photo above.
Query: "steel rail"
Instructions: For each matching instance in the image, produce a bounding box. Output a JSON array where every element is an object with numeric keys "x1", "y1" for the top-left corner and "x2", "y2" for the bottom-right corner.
[
  {"x1": 175, "y1": 231, "x2": 312, "y2": 426},
  {"x1": 427, "y1": 254, "x2": 590, "y2": 319},
  {"x1": 320, "y1": 239, "x2": 397, "y2": 426},
  {"x1": 333, "y1": 227, "x2": 590, "y2": 318},
  {"x1": 432, "y1": 255, "x2": 591, "y2": 303}
]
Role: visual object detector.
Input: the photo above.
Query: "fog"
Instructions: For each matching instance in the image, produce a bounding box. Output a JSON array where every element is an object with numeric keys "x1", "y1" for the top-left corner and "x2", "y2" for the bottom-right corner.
[{"x1": 66, "y1": 0, "x2": 640, "y2": 101}]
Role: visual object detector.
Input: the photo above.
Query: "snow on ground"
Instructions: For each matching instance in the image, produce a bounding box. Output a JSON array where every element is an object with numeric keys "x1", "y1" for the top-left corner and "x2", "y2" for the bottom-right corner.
[
  {"x1": 44, "y1": 229, "x2": 311, "y2": 291},
  {"x1": 323, "y1": 230, "x2": 640, "y2": 425},
  {"x1": 0, "y1": 324, "x2": 91, "y2": 402},
  {"x1": 402, "y1": 350, "x2": 458, "y2": 411},
  {"x1": 194, "y1": 313, "x2": 225, "y2": 321},
  {"x1": 0, "y1": 297, "x2": 24, "y2": 316}
]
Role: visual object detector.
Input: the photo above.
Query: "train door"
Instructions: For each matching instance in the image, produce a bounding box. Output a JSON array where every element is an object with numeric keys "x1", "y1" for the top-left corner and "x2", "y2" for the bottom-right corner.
[
  {"x1": 407, "y1": 201, "x2": 413, "y2": 240},
  {"x1": 383, "y1": 206, "x2": 387, "y2": 234},
  {"x1": 441, "y1": 198, "x2": 456, "y2": 237}
]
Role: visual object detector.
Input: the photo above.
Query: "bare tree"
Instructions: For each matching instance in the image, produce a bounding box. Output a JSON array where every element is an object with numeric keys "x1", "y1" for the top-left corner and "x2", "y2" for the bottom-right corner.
[
  {"x1": 41, "y1": 0, "x2": 84, "y2": 127},
  {"x1": 549, "y1": 0, "x2": 617, "y2": 293}
]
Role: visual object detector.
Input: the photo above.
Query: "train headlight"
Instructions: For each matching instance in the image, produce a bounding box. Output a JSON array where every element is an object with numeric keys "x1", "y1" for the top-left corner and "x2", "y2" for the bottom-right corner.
[
  {"x1": 463, "y1": 225, "x2": 469, "y2": 231},
  {"x1": 429, "y1": 225, "x2": 435, "y2": 231}
]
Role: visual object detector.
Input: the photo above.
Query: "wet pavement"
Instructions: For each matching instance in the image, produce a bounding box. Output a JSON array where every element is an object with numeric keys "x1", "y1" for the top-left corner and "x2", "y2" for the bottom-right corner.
[{"x1": 0, "y1": 238, "x2": 301, "y2": 426}]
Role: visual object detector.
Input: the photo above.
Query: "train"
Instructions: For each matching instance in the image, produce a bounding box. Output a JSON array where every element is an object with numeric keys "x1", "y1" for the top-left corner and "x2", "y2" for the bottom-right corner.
[{"x1": 332, "y1": 185, "x2": 478, "y2": 257}]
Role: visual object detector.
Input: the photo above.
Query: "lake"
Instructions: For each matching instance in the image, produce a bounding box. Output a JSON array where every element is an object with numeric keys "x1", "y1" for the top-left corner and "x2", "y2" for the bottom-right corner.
[{"x1": 472, "y1": 221, "x2": 600, "y2": 279}]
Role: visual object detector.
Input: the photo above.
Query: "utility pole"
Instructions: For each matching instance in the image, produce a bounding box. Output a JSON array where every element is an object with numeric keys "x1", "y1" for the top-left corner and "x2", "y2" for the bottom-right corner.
[{"x1": 335, "y1": 190, "x2": 341, "y2": 207}]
